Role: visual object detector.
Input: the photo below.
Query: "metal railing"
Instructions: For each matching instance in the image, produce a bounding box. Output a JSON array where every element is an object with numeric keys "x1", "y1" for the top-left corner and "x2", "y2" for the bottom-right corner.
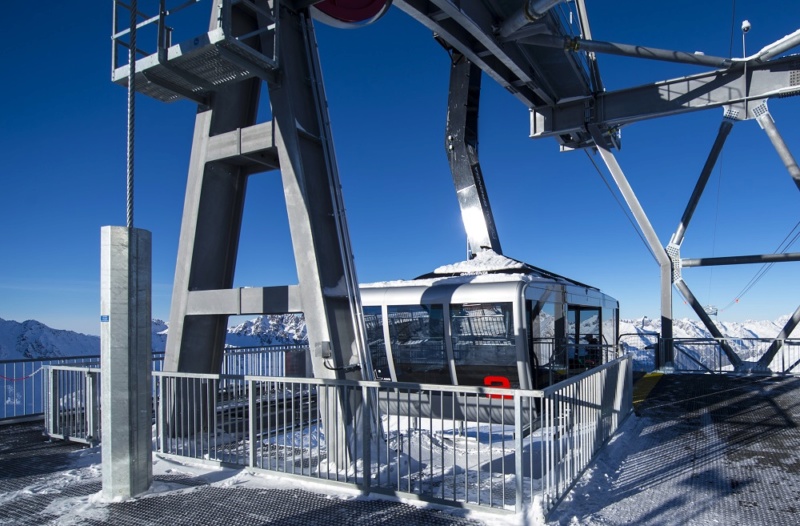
[
  {"x1": 45, "y1": 366, "x2": 101, "y2": 445},
  {"x1": 5, "y1": 345, "x2": 306, "y2": 425},
  {"x1": 152, "y1": 355, "x2": 633, "y2": 516},
  {"x1": 1, "y1": 355, "x2": 105, "y2": 422},
  {"x1": 41, "y1": 345, "x2": 306, "y2": 441},
  {"x1": 221, "y1": 345, "x2": 307, "y2": 377},
  {"x1": 531, "y1": 338, "x2": 620, "y2": 386},
  {"x1": 618, "y1": 332, "x2": 659, "y2": 372},
  {"x1": 666, "y1": 338, "x2": 800, "y2": 374},
  {"x1": 616, "y1": 334, "x2": 800, "y2": 375},
  {"x1": 538, "y1": 355, "x2": 633, "y2": 514}
]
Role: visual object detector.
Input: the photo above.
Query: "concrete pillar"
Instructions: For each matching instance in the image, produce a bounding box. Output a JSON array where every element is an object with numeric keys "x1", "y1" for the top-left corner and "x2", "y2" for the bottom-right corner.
[{"x1": 100, "y1": 226, "x2": 152, "y2": 500}]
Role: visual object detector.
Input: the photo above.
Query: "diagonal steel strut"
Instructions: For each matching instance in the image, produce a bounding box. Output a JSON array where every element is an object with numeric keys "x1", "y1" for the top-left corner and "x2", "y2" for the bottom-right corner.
[
  {"x1": 754, "y1": 104, "x2": 800, "y2": 192},
  {"x1": 588, "y1": 127, "x2": 742, "y2": 367},
  {"x1": 671, "y1": 119, "x2": 735, "y2": 247}
]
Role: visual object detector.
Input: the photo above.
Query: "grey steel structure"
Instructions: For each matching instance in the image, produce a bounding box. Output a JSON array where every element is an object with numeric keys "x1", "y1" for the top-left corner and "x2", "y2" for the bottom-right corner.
[
  {"x1": 392, "y1": 0, "x2": 800, "y2": 370},
  {"x1": 111, "y1": 0, "x2": 800, "y2": 457}
]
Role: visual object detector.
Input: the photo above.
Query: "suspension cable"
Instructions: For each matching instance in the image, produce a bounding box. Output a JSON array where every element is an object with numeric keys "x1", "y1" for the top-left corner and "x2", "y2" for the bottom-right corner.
[
  {"x1": 584, "y1": 149, "x2": 658, "y2": 263},
  {"x1": 126, "y1": 0, "x2": 137, "y2": 229},
  {"x1": 728, "y1": 0, "x2": 737, "y2": 58},
  {"x1": 721, "y1": 218, "x2": 800, "y2": 310}
]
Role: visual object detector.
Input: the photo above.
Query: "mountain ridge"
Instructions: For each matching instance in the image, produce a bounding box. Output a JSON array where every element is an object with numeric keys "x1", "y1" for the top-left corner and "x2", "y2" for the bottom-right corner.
[{"x1": 1, "y1": 314, "x2": 796, "y2": 361}]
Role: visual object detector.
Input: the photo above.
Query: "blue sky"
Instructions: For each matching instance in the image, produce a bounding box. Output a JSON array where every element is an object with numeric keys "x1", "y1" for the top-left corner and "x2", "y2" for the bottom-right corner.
[{"x1": 1, "y1": 1, "x2": 800, "y2": 336}]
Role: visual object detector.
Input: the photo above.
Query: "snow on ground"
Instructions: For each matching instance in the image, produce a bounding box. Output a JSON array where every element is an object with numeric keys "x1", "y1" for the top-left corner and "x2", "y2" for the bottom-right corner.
[{"x1": 546, "y1": 414, "x2": 650, "y2": 525}]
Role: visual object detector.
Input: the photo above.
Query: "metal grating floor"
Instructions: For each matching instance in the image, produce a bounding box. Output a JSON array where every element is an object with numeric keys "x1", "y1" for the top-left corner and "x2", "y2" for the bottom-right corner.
[
  {"x1": 3, "y1": 374, "x2": 800, "y2": 525},
  {"x1": 549, "y1": 374, "x2": 800, "y2": 524},
  {"x1": 0, "y1": 423, "x2": 483, "y2": 525},
  {"x1": 639, "y1": 374, "x2": 800, "y2": 523}
]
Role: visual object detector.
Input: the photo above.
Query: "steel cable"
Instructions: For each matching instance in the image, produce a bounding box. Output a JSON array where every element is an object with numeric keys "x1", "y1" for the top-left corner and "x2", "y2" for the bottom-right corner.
[
  {"x1": 584, "y1": 149, "x2": 658, "y2": 263},
  {"x1": 127, "y1": 0, "x2": 137, "y2": 229},
  {"x1": 721, "y1": 218, "x2": 800, "y2": 310}
]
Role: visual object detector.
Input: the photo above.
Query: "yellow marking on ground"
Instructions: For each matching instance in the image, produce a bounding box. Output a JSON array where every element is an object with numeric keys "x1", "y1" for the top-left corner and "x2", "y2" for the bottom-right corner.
[{"x1": 633, "y1": 372, "x2": 664, "y2": 409}]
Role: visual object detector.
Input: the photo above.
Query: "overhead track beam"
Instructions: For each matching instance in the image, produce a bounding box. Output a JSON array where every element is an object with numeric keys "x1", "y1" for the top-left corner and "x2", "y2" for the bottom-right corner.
[
  {"x1": 395, "y1": 0, "x2": 592, "y2": 108},
  {"x1": 522, "y1": 34, "x2": 733, "y2": 68},
  {"x1": 532, "y1": 55, "x2": 800, "y2": 145}
]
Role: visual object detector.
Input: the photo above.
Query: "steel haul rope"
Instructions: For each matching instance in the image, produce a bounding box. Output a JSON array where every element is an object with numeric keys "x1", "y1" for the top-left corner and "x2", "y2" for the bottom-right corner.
[{"x1": 127, "y1": 0, "x2": 137, "y2": 229}]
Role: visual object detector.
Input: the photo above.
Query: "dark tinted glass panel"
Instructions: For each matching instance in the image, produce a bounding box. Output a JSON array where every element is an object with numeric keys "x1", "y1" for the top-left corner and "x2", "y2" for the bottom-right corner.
[
  {"x1": 450, "y1": 303, "x2": 519, "y2": 388},
  {"x1": 387, "y1": 305, "x2": 448, "y2": 384},
  {"x1": 363, "y1": 306, "x2": 390, "y2": 380}
]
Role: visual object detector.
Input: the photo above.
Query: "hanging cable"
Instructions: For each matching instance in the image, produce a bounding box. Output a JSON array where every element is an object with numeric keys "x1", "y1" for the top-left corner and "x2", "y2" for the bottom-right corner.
[
  {"x1": 721, "y1": 218, "x2": 800, "y2": 310},
  {"x1": 126, "y1": 0, "x2": 137, "y2": 229},
  {"x1": 728, "y1": 0, "x2": 737, "y2": 58},
  {"x1": 584, "y1": 149, "x2": 659, "y2": 263}
]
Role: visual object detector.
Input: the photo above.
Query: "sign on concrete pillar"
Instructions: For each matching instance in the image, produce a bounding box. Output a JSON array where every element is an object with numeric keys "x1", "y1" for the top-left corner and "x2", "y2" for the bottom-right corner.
[{"x1": 100, "y1": 226, "x2": 152, "y2": 500}]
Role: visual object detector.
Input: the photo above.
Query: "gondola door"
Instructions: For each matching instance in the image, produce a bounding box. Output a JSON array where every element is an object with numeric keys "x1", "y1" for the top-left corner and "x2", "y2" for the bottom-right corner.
[{"x1": 567, "y1": 306, "x2": 602, "y2": 369}]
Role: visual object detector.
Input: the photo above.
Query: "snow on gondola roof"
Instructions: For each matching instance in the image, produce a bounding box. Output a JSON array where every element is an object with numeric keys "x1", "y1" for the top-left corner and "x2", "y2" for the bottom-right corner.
[{"x1": 361, "y1": 250, "x2": 597, "y2": 290}]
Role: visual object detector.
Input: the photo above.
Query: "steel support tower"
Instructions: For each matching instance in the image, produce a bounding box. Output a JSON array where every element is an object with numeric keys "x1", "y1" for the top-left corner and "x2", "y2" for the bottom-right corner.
[
  {"x1": 113, "y1": 0, "x2": 372, "y2": 464},
  {"x1": 113, "y1": 0, "x2": 800, "y2": 407}
]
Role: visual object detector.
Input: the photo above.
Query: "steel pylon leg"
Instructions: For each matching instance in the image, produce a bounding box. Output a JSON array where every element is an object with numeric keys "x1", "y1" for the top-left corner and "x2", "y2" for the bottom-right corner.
[
  {"x1": 164, "y1": 2, "x2": 367, "y2": 466},
  {"x1": 445, "y1": 52, "x2": 502, "y2": 258}
]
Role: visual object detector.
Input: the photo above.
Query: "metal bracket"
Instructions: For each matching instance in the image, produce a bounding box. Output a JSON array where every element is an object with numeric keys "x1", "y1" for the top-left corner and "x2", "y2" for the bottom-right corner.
[{"x1": 666, "y1": 243, "x2": 681, "y2": 282}]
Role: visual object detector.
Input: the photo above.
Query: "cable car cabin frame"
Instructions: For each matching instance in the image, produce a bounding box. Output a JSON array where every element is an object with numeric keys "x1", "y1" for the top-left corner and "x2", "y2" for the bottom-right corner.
[{"x1": 360, "y1": 269, "x2": 619, "y2": 425}]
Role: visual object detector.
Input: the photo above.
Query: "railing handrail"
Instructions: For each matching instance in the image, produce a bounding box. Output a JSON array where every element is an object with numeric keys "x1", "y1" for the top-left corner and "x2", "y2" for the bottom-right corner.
[
  {"x1": 542, "y1": 354, "x2": 632, "y2": 396},
  {"x1": 44, "y1": 348, "x2": 633, "y2": 516},
  {"x1": 153, "y1": 369, "x2": 546, "y2": 398},
  {"x1": 0, "y1": 346, "x2": 309, "y2": 366},
  {"x1": 223, "y1": 344, "x2": 308, "y2": 353},
  {"x1": 44, "y1": 365, "x2": 102, "y2": 373},
  {"x1": 0, "y1": 355, "x2": 101, "y2": 366},
  {"x1": 667, "y1": 336, "x2": 800, "y2": 343}
]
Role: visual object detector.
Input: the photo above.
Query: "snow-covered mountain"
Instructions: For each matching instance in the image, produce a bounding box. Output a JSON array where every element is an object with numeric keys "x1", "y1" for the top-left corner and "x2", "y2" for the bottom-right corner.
[
  {"x1": 1, "y1": 313, "x2": 796, "y2": 362},
  {"x1": 619, "y1": 315, "x2": 799, "y2": 340},
  {"x1": 226, "y1": 314, "x2": 307, "y2": 347},
  {"x1": 0, "y1": 315, "x2": 307, "y2": 361},
  {"x1": 0, "y1": 318, "x2": 100, "y2": 360}
]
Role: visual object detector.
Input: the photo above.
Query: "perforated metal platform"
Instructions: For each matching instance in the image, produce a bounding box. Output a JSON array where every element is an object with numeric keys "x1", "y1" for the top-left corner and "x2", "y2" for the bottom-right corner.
[{"x1": 112, "y1": 27, "x2": 276, "y2": 103}]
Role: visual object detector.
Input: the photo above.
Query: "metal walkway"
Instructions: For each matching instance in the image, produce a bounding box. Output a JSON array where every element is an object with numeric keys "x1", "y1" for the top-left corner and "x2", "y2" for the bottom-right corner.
[
  {"x1": 2, "y1": 373, "x2": 799, "y2": 525},
  {"x1": 0, "y1": 423, "x2": 483, "y2": 525},
  {"x1": 550, "y1": 373, "x2": 800, "y2": 525}
]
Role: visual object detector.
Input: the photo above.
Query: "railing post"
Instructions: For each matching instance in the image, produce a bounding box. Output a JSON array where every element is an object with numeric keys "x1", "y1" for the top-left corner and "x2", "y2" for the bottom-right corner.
[
  {"x1": 87, "y1": 370, "x2": 100, "y2": 444},
  {"x1": 514, "y1": 391, "x2": 523, "y2": 513},
  {"x1": 361, "y1": 384, "x2": 372, "y2": 494},
  {"x1": 157, "y1": 374, "x2": 166, "y2": 454},
  {"x1": 248, "y1": 378, "x2": 257, "y2": 469},
  {"x1": 47, "y1": 366, "x2": 59, "y2": 436}
]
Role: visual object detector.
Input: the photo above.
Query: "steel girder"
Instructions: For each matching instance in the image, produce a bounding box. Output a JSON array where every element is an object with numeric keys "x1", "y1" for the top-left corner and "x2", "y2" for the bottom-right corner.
[
  {"x1": 394, "y1": 0, "x2": 595, "y2": 109},
  {"x1": 533, "y1": 55, "x2": 800, "y2": 149}
]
